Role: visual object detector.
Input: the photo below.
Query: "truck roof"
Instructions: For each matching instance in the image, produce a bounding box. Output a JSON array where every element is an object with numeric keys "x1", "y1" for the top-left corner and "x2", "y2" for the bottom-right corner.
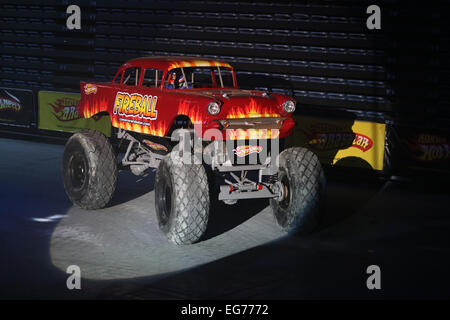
[{"x1": 121, "y1": 56, "x2": 233, "y2": 71}]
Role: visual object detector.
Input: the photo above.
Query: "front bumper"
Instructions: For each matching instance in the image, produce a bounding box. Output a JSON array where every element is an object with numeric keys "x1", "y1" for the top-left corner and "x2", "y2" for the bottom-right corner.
[{"x1": 197, "y1": 116, "x2": 295, "y2": 140}]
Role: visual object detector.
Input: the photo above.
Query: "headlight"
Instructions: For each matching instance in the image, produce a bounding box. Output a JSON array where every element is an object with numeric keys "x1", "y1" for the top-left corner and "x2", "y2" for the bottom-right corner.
[
  {"x1": 282, "y1": 100, "x2": 296, "y2": 113},
  {"x1": 207, "y1": 101, "x2": 221, "y2": 115}
]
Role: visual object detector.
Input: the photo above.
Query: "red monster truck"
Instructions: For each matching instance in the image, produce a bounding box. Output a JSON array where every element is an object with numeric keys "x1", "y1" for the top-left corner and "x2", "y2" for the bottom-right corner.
[{"x1": 62, "y1": 56, "x2": 325, "y2": 244}]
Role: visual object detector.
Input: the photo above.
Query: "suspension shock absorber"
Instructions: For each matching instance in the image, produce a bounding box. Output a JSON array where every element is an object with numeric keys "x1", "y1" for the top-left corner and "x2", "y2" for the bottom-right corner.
[
  {"x1": 264, "y1": 173, "x2": 278, "y2": 184},
  {"x1": 263, "y1": 173, "x2": 282, "y2": 198}
]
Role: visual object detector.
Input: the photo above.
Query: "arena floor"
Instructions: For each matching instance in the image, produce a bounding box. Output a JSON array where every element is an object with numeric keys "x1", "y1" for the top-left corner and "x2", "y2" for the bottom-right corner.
[{"x1": 1, "y1": 136, "x2": 449, "y2": 299}]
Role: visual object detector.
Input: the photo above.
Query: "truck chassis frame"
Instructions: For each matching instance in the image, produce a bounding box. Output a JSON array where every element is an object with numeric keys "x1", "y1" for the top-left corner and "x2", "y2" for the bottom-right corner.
[{"x1": 117, "y1": 128, "x2": 284, "y2": 204}]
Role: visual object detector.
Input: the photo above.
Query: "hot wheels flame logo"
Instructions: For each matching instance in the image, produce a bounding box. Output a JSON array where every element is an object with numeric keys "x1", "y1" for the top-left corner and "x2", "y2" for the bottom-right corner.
[
  {"x1": 0, "y1": 97, "x2": 22, "y2": 112},
  {"x1": 50, "y1": 97, "x2": 82, "y2": 122},
  {"x1": 417, "y1": 144, "x2": 450, "y2": 161},
  {"x1": 233, "y1": 145, "x2": 263, "y2": 157},
  {"x1": 113, "y1": 92, "x2": 158, "y2": 120},
  {"x1": 142, "y1": 139, "x2": 168, "y2": 152},
  {"x1": 0, "y1": 90, "x2": 22, "y2": 112},
  {"x1": 84, "y1": 84, "x2": 97, "y2": 95},
  {"x1": 408, "y1": 134, "x2": 450, "y2": 162}
]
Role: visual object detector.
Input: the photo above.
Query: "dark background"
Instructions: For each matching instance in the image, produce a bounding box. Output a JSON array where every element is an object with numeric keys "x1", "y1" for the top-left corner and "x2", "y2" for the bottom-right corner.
[
  {"x1": 1, "y1": 0, "x2": 448, "y2": 119},
  {"x1": 1, "y1": 1, "x2": 450, "y2": 300},
  {"x1": 1, "y1": 0, "x2": 449, "y2": 174}
]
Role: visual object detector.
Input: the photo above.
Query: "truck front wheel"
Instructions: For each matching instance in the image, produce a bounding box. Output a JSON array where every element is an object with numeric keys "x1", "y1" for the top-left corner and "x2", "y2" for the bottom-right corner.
[
  {"x1": 270, "y1": 147, "x2": 326, "y2": 234},
  {"x1": 62, "y1": 129, "x2": 117, "y2": 210},
  {"x1": 155, "y1": 153, "x2": 210, "y2": 245}
]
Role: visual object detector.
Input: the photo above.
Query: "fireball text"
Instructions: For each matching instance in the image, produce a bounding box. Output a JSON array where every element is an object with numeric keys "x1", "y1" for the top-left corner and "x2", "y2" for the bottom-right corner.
[{"x1": 113, "y1": 92, "x2": 158, "y2": 120}]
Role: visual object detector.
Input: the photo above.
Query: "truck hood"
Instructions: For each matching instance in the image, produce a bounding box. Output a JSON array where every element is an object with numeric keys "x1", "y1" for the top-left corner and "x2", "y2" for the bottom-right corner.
[
  {"x1": 178, "y1": 88, "x2": 267, "y2": 100},
  {"x1": 177, "y1": 89, "x2": 288, "y2": 119}
]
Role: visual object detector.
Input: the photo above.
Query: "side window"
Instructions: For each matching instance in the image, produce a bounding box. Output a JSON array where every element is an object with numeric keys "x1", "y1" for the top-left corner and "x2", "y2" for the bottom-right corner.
[
  {"x1": 143, "y1": 68, "x2": 164, "y2": 88},
  {"x1": 214, "y1": 67, "x2": 234, "y2": 88},
  {"x1": 122, "y1": 67, "x2": 140, "y2": 86},
  {"x1": 165, "y1": 68, "x2": 193, "y2": 89},
  {"x1": 113, "y1": 71, "x2": 123, "y2": 84}
]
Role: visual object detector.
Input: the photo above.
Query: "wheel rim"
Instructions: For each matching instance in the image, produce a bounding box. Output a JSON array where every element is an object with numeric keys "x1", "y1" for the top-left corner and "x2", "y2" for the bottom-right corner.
[
  {"x1": 158, "y1": 179, "x2": 172, "y2": 225},
  {"x1": 279, "y1": 173, "x2": 291, "y2": 210},
  {"x1": 69, "y1": 152, "x2": 87, "y2": 191}
]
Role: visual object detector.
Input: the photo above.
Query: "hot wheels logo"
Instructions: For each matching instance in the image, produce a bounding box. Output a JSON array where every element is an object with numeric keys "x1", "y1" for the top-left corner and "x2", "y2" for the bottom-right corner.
[
  {"x1": 84, "y1": 84, "x2": 97, "y2": 95},
  {"x1": 113, "y1": 92, "x2": 158, "y2": 120},
  {"x1": 417, "y1": 144, "x2": 450, "y2": 161},
  {"x1": 408, "y1": 134, "x2": 450, "y2": 162},
  {"x1": 0, "y1": 90, "x2": 22, "y2": 112},
  {"x1": 233, "y1": 145, "x2": 263, "y2": 157},
  {"x1": 142, "y1": 139, "x2": 168, "y2": 152},
  {"x1": 0, "y1": 98, "x2": 22, "y2": 112}
]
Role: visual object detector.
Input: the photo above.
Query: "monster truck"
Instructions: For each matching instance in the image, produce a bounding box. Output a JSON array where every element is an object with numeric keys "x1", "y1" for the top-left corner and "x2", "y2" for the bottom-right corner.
[{"x1": 62, "y1": 56, "x2": 325, "y2": 245}]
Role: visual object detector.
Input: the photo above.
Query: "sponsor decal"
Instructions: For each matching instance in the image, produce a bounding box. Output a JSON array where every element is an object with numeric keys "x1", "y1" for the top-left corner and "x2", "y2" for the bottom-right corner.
[
  {"x1": 351, "y1": 133, "x2": 373, "y2": 152},
  {"x1": 50, "y1": 97, "x2": 83, "y2": 122},
  {"x1": 113, "y1": 92, "x2": 158, "y2": 120},
  {"x1": 84, "y1": 83, "x2": 97, "y2": 95},
  {"x1": 408, "y1": 134, "x2": 450, "y2": 162},
  {"x1": 0, "y1": 90, "x2": 22, "y2": 112},
  {"x1": 142, "y1": 139, "x2": 168, "y2": 152},
  {"x1": 287, "y1": 116, "x2": 385, "y2": 171},
  {"x1": 233, "y1": 145, "x2": 263, "y2": 157},
  {"x1": 305, "y1": 123, "x2": 373, "y2": 152},
  {"x1": 38, "y1": 91, "x2": 111, "y2": 136}
]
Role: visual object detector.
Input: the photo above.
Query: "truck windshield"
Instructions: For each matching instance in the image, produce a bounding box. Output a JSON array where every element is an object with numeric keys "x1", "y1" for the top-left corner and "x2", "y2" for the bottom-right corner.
[{"x1": 164, "y1": 67, "x2": 234, "y2": 89}]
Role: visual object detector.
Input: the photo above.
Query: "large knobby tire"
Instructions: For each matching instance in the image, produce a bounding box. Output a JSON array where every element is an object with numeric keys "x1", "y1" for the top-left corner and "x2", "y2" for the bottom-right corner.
[
  {"x1": 62, "y1": 129, "x2": 117, "y2": 210},
  {"x1": 270, "y1": 147, "x2": 326, "y2": 234},
  {"x1": 155, "y1": 154, "x2": 210, "y2": 245}
]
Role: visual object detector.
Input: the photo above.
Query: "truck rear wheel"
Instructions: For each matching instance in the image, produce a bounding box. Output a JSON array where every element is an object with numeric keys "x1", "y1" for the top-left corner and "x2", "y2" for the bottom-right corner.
[
  {"x1": 270, "y1": 147, "x2": 326, "y2": 234},
  {"x1": 62, "y1": 129, "x2": 117, "y2": 210},
  {"x1": 155, "y1": 153, "x2": 210, "y2": 245}
]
